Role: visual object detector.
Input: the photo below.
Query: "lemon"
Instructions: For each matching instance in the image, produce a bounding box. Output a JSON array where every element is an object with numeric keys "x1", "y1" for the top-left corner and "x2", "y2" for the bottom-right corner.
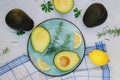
[
  {"x1": 74, "y1": 32, "x2": 82, "y2": 48},
  {"x1": 89, "y1": 50, "x2": 109, "y2": 66},
  {"x1": 37, "y1": 58, "x2": 50, "y2": 70}
]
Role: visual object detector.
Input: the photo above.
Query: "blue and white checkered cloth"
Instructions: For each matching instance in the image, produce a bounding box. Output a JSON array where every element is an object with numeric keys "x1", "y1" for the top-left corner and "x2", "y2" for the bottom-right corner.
[{"x1": 0, "y1": 42, "x2": 111, "y2": 80}]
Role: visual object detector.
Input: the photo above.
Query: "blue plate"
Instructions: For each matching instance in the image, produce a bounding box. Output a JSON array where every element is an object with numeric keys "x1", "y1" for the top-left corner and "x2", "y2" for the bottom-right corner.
[{"x1": 27, "y1": 18, "x2": 85, "y2": 76}]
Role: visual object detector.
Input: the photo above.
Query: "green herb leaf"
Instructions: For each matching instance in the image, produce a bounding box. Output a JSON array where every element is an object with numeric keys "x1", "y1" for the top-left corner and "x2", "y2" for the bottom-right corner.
[
  {"x1": 3, "y1": 47, "x2": 9, "y2": 54},
  {"x1": 73, "y1": 8, "x2": 81, "y2": 18},
  {"x1": 46, "y1": 22, "x2": 63, "y2": 55},
  {"x1": 17, "y1": 31, "x2": 25, "y2": 36},
  {"x1": 45, "y1": 21, "x2": 72, "y2": 55},
  {"x1": 41, "y1": 1, "x2": 53, "y2": 13},
  {"x1": 97, "y1": 27, "x2": 120, "y2": 39},
  {"x1": 61, "y1": 34, "x2": 71, "y2": 48},
  {"x1": 53, "y1": 34, "x2": 71, "y2": 54}
]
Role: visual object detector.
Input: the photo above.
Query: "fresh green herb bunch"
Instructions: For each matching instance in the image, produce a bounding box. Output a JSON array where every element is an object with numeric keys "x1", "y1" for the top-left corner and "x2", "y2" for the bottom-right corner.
[
  {"x1": 46, "y1": 22, "x2": 71, "y2": 55},
  {"x1": 46, "y1": 22, "x2": 63, "y2": 55},
  {"x1": 3, "y1": 47, "x2": 9, "y2": 54},
  {"x1": 73, "y1": 8, "x2": 81, "y2": 18},
  {"x1": 52, "y1": 22, "x2": 63, "y2": 44},
  {"x1": 41, "y1": 1, "x2": 54, "y2": 13},
  {"x1": 97, "y1": 27, "x2": 120, "y2": 39},
  {"x1": 17, "y1": 31, "x2": 25, "y2": 36},
  {"x1": 60, "y1": 34, "x2": 71, "y2": 49},
  {"x1": 53, "y1": 34, "x2": 71, "y2": 54}
]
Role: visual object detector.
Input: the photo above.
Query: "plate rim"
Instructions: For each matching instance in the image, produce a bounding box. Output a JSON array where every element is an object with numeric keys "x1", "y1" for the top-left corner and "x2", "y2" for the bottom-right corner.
[{"x1": 27, "y1": 18, "x2": 86, "y2": 77}]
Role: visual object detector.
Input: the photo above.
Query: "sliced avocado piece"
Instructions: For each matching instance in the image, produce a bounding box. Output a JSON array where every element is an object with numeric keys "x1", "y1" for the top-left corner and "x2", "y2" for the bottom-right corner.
[
  {"x1": 31, "y1": 26, "x2": 50, "y2": 53},
  {"x1": 53, "y1": 0, "x2": 74, "y2": 14},
  {"x1": 54, "y1": 51, "x2": 80, "y2": 71},
  {"x1": 5, "y1": 9, "x2": 34, "y2": 31}
]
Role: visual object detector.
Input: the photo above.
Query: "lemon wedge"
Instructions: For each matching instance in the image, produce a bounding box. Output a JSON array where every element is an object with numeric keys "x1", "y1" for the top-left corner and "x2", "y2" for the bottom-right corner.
[
  {"x1": 89, "y1": 50, "x2": 109, "y2": 66},
  {"x1": 37, "y1": 58, "x2": 50, "y2": 70},
  {"x1": 74, "y1": 32, "x2": 82, "y2": 48}
]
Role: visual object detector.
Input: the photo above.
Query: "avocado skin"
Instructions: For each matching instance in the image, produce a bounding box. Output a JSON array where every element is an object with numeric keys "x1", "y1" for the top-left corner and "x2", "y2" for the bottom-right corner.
[
  {"x1": 5, "y1": 9, "x2": 34, "y2": 31},
  {"x1": 83, "y1": 3, "x2": 108, "y2": 28}
]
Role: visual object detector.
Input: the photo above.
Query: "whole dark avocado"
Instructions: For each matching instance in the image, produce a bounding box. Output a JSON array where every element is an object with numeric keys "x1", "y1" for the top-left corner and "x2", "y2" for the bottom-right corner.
[
  {"x1": 83, "y1": 3, "x2": 108, "y2": 28},
  {"x1": 5, "y1": 9, "x2": 34, "y2": 31}
]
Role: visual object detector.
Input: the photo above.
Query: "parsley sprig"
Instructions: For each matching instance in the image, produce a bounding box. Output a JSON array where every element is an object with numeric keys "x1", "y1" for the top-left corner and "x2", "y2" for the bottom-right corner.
[
  {"x1": 41, "y1": 1, "x2": 53, "y2": 13},
  {"x1": 73, "y1": 8, "x2": 81, "y2": 18},
  {"x1": 17, "y1": 31, "x2": 25, "y2": 36}
]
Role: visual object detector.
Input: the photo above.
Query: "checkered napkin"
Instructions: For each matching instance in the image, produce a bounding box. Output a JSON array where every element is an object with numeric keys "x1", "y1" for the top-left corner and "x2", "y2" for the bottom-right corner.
[{"x1": 0, "y1": 42, "x2": 111, "y2": 80}]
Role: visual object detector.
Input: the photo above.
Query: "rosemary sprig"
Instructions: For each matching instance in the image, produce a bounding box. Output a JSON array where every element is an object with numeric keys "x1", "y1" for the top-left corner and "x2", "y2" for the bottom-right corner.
[
  {"x1": 53, "y1": 34, "x2": 71, "y2": 54},
  {"x1": 58, "y1": 34, "x2": 71, "y2": 48},
  {"x1": 52, "y1": 22, "x2": 63, "y2": 44},
  {"x1": 61, "y1": 34, "x2": 71, "y2": 49},
  {"x1": 46, "y1": 22, "x2": 63, "y2": 55},
  {"x1": 97, "y1": 27, "x2": 120, "y2": 38},
  {"x1": 47, "y1": 34, "x2": 71, "y2": 55},
  {"x1": 3, "y1": 47, "x2": 9, "y2": 54},
  {"x1": 46, "y1": 21, "x2": 71, "y2": 55},
  {"x1": 41, "y1": 1, "x2": 53, "y2": 13}
]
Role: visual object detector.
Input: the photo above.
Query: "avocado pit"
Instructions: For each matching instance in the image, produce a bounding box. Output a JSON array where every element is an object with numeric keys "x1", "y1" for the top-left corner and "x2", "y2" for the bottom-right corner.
[{"x1": 60, "y1": 56, "x2": 70, "y2": 67}]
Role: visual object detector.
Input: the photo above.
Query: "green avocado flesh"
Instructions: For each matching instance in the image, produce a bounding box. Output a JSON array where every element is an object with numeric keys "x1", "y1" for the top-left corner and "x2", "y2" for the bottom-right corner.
[
  {"x1": 53, "y1": 0, "x2": 74, "y2": 14},
  {"x1": 54, "y1": 51, "x2": 80, "y2": 71},
  {"x1": 31, "y1": 26, "x2": 50, "y2": 53}
]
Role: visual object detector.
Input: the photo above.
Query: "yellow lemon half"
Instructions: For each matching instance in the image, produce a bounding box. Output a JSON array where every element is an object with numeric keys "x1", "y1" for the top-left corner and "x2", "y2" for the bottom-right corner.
[
  {"x1": 89, "y1": 50, "x2": 109, "y2": 66},
  {"x1": 37, "y1": 58, "x2": 50, "y2": 70},
  {"x1": 74, "y1": 32, "x2": 82, "y2": 49}
]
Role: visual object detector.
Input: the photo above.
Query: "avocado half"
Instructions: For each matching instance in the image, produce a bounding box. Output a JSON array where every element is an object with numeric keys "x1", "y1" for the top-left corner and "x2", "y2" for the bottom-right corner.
[
  {"x1": 54, "y1": 51, "x2": 80, "y2": 71},
  {"x1": 53, "y1": 0, "x2": 74, "y2": 14},
  {"x1": 31, "y1": 26, "x2": 50, "y2": 53}
]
